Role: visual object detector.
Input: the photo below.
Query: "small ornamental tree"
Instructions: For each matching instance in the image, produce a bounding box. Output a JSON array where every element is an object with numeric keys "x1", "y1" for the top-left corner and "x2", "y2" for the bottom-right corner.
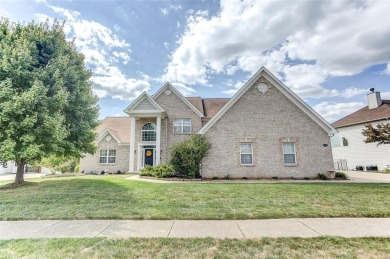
[
  {"x1": 170, "y1": 134, "x2": 211, "y2": 178},
  {"x1": 362, "y1": 123, "x2": 390, "y2": 146},
  {"x1": 0, "y1": 19, "x2": 99, "y2": 184}
]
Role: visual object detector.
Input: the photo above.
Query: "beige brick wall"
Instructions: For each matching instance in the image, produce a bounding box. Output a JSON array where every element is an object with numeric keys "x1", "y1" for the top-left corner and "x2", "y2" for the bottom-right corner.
[
  {"x1": 155, "y1": 87, "x2": 203, "y2": 163},
  {"x1": 202, "y1": 76, "x2": 334, "y2": 179},
  {"x1": 79, "y1": 133, "x2": 130, "y2": 173}
]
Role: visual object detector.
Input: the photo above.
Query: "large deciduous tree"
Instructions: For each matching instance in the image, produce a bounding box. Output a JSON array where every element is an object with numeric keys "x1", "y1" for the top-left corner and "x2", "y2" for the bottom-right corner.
[
  {"x1": 0, "y1": 19, "x2": 99, "y2": 184},
  {"x1": 362, "y1": 123, "x2": 390, "y2": 146}
]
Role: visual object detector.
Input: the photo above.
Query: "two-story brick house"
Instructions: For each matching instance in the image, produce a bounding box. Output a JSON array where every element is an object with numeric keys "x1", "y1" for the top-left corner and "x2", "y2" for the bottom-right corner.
[{"x1": 80, "y1": 67, "x2": 336, "y2": 178}]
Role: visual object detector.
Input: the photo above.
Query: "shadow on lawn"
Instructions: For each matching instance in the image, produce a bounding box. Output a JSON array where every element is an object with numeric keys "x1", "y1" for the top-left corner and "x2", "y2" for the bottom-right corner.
[{"x1": 0, "y1": 181, "x2": 39, "y2": 190}]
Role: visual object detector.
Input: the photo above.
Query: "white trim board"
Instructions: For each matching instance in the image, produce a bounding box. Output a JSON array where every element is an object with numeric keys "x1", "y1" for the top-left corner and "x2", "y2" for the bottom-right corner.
[
  {"x1": 96, "y1": 129, "x2": 122, "y2": 144},
  {"x1": 124, "y1": 91, "x2": 165, "y2": 115},
  {"x1": 198, "y1": 66, "x2": 336, "y2": 136}
]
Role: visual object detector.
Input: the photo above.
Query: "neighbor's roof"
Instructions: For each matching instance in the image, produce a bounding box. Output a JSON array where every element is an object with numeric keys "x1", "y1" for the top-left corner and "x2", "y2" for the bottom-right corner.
[
  {"x1": 97, "y1": 116, "x2": 131, "y2": 143},
  {"x1": 332, "y1": 100, "x2": 390, "y2": 128}
]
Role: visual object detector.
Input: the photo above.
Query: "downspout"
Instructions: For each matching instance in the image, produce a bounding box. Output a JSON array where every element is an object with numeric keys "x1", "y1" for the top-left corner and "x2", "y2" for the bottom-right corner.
[{"x1": 165, "y1": 116, "x2": 168, "y2": 161}]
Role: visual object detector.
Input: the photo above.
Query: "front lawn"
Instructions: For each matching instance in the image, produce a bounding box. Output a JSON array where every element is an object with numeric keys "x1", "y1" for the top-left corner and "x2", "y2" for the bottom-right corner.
[
  {"x1": 0, "y1": 176, "x2": 389, "y2": 220},
  {"x1": 1, "y1": 237, "x2": 389, "y2": 258}
]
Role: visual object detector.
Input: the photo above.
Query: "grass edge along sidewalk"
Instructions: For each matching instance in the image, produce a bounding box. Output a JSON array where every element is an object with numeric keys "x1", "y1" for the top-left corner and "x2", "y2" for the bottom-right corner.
[{"x1": 1, "y1": 237, "x2": 390, "y2": 258}]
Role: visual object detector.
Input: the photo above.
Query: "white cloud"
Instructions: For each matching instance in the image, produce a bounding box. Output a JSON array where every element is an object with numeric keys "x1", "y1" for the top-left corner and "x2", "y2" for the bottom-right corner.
[
  {"x1": 170, "y1": 5, "x2": 182, "y2": 11},
  {"x1": 164, "y1": 0, "x2": 390, "y2": 99},
  {"x1": 35, "y1": 3, "x2": 149, "y2": 100},
  {"x1": 170, "y1": 83, "x2": 196, "y2": 96},
  {"x1": 160, "y1": 8, "x2": 169, "y2": 16},
  {"x1": 341, "y1": 87, "x2": 368, "y2": 98},
  {"x1": 222, "y1": 80, "x2": 245, "y2": 96},
  {"x1": 380, "y1": 91, "x2": 390, "y2": 100},
  {"x1": 384, "y1": 63, "x2": 390, "y2": 75},
  {"x1": 313, "y1": 101, "x2": 365, "y2": 122}
]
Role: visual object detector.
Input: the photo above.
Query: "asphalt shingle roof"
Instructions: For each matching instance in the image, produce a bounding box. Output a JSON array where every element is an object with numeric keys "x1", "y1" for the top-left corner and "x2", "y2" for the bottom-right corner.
[{"x1": 332, "y1": 100, "x2": 390, "y2": 128}]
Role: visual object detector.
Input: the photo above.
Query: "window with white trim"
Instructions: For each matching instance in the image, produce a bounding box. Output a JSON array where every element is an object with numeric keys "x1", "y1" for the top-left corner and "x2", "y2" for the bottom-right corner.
[
  {"x1": 240, "y1": 143, "x2": 253, "y2": 165},
  {"x1": 282, "y1": 142, "x2": 296, "y2": 164},
  {"x1": 142, "y1": 123, "x2": 156, "y2": 141},
  {"x1": 99, "y1": 150, "x2": 116, "y2": 164},
  {"x1": 173, "y1": 119, "x2": 191, "y2": 134}
]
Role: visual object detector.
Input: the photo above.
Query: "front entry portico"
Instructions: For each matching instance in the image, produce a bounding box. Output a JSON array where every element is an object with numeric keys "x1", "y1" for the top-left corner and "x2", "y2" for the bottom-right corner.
[{"x1": 124, "y1": 92, "x2": 165, "y2": 172}]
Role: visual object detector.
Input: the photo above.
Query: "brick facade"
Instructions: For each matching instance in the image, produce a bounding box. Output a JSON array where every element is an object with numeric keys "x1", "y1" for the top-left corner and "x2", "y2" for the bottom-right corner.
[
  {"x1": 79, "y1": 132, "x2": 130, "y2": 173},
  {"x1": 201, "y1": 76, "x2": 333, "y2": 178},
  {"x1": 79, "y1": 68, "x2": 335, "y2": 178},
  {"x1": 154, "y1": 86, "x2": 203, "y2": 163}
]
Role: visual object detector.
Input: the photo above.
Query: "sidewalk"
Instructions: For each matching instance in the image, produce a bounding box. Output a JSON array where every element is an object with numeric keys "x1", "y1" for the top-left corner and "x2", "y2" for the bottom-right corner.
[{"x1": 1, "y1": 218, "x2": 389, "y2": 240}]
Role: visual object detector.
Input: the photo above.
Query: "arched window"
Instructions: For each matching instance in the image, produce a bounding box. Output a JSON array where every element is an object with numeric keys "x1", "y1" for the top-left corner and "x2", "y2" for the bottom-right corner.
[{"x1": 142, "y1": 123, "x2": 156, "y2": 141}]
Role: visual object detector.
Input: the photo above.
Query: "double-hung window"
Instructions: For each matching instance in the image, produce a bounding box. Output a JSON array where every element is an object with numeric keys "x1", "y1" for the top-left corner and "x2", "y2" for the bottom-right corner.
[
  {"x1": 99, "y1": 150, "x2": 116, "y2": 164},
  {"x1": 282, "y1": 142, "x2": 296, "y2": 164},
  {"x1": 173, "y1": 119, "x2": 191, "y2": 134},
  {"x1": 240, "y1": 143, "x2": 253, "y2": 165}
]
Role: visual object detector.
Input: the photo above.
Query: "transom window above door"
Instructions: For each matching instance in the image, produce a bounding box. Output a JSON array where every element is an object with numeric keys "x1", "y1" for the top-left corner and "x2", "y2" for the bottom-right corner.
[
  {"x1": 173, "y1": 119, "x2": 191, "y2": 134},
  {"x1": 142, "y1": 123, "x2": 156, "y2": 141}
]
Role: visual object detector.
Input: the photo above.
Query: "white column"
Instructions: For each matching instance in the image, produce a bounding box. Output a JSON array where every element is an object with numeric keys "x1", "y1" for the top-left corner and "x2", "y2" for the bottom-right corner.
[
  {"x1": 156, "y1": 115, "x2": 161, "y2": 166},
  {"x1": 129, "y1": 116, "x2": 136, "y2": 172}
]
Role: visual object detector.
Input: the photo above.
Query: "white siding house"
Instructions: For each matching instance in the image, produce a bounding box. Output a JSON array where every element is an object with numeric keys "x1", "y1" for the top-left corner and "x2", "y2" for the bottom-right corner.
[{"x1": 331, "y1": 91, "x2": 390, "y2": 171}]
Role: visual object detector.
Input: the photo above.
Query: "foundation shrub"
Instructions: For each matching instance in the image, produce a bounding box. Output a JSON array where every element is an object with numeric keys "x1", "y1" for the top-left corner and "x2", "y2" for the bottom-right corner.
[{"x1": 170, "y1": 135, "x2": 211, "y2": 178}]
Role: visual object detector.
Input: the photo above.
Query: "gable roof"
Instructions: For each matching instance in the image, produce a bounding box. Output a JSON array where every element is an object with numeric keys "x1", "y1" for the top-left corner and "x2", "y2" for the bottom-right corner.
[
  {"x1": 198, "y1": 66, "x2": 336, "y2": 136},
  {"x1": 124, "y1": 91, "x2": 165, "y2": 115},
  {"x1": 186, "y1": 97, "x2": 204, "y2": 115},
  {"x1": 202, "y1": 98, "x2": 230, "y2": 119},
  {"x1": 153, "y1": 83, "x2": 204, "y2": 117},
  {"x1": 96, "y1": 117, "x2": 131, "y2": 143},
  {"x1": 332, "y1": 100, "x2": 390, "y2": 128}
]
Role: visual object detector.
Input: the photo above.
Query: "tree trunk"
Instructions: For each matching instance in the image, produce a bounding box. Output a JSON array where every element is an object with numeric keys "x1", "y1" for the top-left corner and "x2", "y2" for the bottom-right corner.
[{"x1": 15, "y1": 160, "x2": 26, "y2": 184}]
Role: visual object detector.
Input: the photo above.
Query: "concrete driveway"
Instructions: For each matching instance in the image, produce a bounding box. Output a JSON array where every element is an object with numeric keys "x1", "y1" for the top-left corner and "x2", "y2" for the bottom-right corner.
[{"x1": 346, "y1": 171, "x2": 390, "y2": 183}]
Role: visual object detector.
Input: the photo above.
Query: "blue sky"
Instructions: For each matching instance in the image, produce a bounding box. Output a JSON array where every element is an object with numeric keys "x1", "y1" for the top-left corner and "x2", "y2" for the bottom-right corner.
[{"x1": 1, "y1": 0, "x2": 389, "y2": 122}]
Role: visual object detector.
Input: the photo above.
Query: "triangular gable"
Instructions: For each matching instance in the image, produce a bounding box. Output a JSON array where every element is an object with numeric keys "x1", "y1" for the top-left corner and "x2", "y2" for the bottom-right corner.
[
  {"x1": 124, "y1": 91, "x2": 165, "y2": 115},
  {"x1": 96, "y1": 128, "x2": 122, "y2": 144},
  {"x1": 153, "y1": 83, "x2": 204, "y2": 117},
  {"x1": 198, "y1": 67, "x2": 337, "y2": 136}
]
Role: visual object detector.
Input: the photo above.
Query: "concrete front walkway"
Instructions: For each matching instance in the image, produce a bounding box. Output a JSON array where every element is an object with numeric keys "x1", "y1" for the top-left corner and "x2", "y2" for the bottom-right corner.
[{"x1": 1, "y1": 218, "x2": 389, "y2": 240}]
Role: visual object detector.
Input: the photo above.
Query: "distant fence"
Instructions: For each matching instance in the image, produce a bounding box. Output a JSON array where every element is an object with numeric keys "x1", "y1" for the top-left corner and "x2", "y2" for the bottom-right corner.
[{"x1": 334, "y1": 159, "x2": 348, "y2": 171}]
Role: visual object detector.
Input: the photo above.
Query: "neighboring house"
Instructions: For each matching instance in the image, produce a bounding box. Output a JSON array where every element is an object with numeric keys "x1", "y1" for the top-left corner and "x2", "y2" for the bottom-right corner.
[
  {"x1": 80, "y1": 67, "x2": 336, "y2": 178},
  {"x1": 0, "y1": 161, "x2": 17, "y2": 174},
  {"x1": 331, "y1": 90, "x2": 390, "y2": 171}
]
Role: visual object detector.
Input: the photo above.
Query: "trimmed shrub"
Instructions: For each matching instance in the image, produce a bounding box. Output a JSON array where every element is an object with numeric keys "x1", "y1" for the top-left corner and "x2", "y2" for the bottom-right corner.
[
  {"x1": 139, "y1": 165, "x2": 154, "y2": 177},
  {"x1": 317, "y1": 173, "x2": 328, "y2": 180},
  {"x1": 335, "y1": 172, "x2": 348, "y2": 179},
  {"x1": 170, "y1": 135, "x2": 211, "y2": 178},
  {"x1": 139, "y1": 164, "x2": 175, "y2": 178}
]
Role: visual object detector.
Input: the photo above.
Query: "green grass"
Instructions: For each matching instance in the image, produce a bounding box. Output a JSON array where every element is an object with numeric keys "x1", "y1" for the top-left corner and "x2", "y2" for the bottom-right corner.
[
  {"x1": 0, "y1": 175, "x2": 389, "y2": 220},
  {"x1": 0, "y1": 237, "x2": 389, "y2": 258}
]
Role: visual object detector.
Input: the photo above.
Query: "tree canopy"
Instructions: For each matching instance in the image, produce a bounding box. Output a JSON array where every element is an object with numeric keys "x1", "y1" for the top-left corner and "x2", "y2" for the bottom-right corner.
[
  {"x1": 362, "y1": 123, "x2": 390, "y2": 146},
  {"x1": 0, "y1": 19, "x2": 99, "y2": 183}
]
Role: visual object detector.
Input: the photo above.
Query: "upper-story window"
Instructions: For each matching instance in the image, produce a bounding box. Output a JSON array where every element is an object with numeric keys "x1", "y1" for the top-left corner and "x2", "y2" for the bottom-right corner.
[
  {"x1": 142, "y1": 123, "x2": 156, "y2": 141},
  {"x1": 173, "y1": 119, "x2": 191, "y2": 134}
]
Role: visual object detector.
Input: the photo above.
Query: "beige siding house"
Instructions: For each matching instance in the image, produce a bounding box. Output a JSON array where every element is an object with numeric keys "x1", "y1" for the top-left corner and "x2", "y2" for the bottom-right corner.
[
  {"x1": 80, "y1": 67, "x2": 336, "y2": 178},
  {"x1": 331, "y1": 91, "x2": 390, "y2": 171}
]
